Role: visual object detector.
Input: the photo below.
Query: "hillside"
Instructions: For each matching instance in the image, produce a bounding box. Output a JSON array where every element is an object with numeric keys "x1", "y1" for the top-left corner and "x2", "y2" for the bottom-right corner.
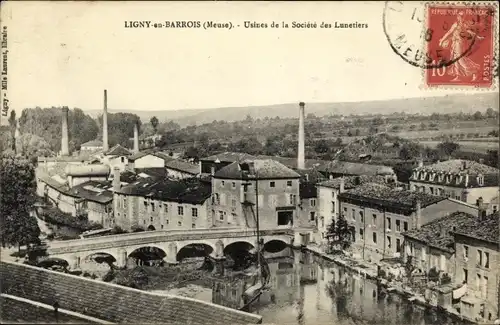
[{"x1": 84, "y1": 92, "x2": 498, "y2": 126}]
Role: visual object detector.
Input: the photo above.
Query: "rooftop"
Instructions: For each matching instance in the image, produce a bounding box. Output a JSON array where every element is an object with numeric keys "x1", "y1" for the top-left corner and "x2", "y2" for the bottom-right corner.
[
  {"x1": 403, "y1": 211, "x2": 478, "y2": 253},
  {"x1": 416, "y1": 159, "x2": 498, "y2": 174},
  {"x1": 105, "y1": 144, "x2": 131, "y2": 157},
  {"x1": 67, "y1": 180, "x2": 114, "y2": 204},
  {"x1": 201, "y1": 151, "x2": 257, "y2": 163},
  {"x1": 453, "y1": 211, "x2": 499, "y2": 244},
  {"x1": 127, "y1": 151, "x2": 150, "y2": 161},
  {"x1": 318, "y1": 160, "x2": 395, "y2": 176},
  {"x1": 135, "y1": 167, "x2": 168, "y2": 179},
  {"x1": 165, "y1": 159, "x2": 199, "y2": 175},
  {"x1": 0, "y1": 261, "x2": 262, "y2": 324},
  {"x1": 295, "y1": 168, "x2": 326, "y2": 184},
  {"x1": 256, "y1": 155, "x2": 325, "y2": 170},
  {"x1": 214, "y1": 159, "x2": 301, "y2": 180},
  {"x1": 117, "y1": 177, "x2": 212, "y2": 204},
  {"x1": 339, "y1": 182, "x2": 446, "y2": 210},
  {"x1": 318, "y1": 175, "x2": 388, "y2": 190}
]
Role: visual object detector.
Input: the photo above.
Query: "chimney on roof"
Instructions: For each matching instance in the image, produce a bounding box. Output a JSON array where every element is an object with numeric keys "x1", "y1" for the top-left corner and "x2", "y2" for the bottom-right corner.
[
  {"x1": 339, "y1": 177, "x2": 345, "y2": 193},
  {"x1": 103, "y1": 89, "x2": 109, "y2": 152},
  {"x1": 61, "y1": 106, "x2": 70, "y2": 156},
  {"x1": 476, "y1": 197, "x2": 484, "y2": 208},
  {"x1": 133, "y1": 123, "x2": 140, "y2": 154},
  {"x1": 297, "y1": 102, "x2": 305, "y2": 170},
  {"x1": 415, "y1": 200, "x2": 422, "y2": 229},
  {"x1": 113, "y1": 167, "x2": 121, "y2": 192}
]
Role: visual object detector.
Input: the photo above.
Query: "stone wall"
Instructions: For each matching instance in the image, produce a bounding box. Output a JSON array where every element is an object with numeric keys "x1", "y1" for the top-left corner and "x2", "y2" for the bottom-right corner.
[{"x1": 0, "y1": 261, "x2": 262, "y2": 324}]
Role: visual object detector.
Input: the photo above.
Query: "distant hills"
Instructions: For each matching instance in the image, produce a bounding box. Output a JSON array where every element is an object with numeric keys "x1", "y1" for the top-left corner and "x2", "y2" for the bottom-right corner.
[{"x1": 84, "y1": 92, "x2": 498, "y2": 127}]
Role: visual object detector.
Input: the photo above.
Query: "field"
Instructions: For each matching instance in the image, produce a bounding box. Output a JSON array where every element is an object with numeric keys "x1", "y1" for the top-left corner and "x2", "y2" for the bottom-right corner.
[{"x1": 419, "y1": 139, "x2": 499, "y2": 154}]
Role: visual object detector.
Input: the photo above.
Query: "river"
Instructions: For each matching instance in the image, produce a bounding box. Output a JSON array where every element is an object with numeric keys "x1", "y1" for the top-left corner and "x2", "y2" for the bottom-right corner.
[{"x1": 166, "y1": 249, "x2": 471, "y2": 325}]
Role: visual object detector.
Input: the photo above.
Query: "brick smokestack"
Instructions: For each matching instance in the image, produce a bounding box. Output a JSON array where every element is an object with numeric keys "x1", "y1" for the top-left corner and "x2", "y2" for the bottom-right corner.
[
  {"x1": 297, "y1": 102, "x2": 305, "y2": 170},
  {"x1": 133, "y1": 122, "x2": 139, "y2": 153},
  {"x1": 103, "y1": 89, "x2": 109, "y2": 152},
  {"x1": 61, "y1": 106, "x2": 70, "y2": 156}
]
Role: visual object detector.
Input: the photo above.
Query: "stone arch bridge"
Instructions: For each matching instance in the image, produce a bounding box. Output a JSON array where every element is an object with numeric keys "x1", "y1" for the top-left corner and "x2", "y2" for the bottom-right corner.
[{"x1": 42, "y1": 227, "x2": 294, "y2": 269}]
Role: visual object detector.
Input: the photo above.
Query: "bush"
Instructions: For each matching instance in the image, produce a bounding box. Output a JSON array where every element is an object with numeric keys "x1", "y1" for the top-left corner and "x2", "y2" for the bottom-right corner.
[
  {"x1": 428, "y1": 267, "x2": 440, "y2": 282},
  {"x1": 111, "y1": 226, "x2": 127, "y2": 235},
  {"x1": 40, "y1": 207, "x2": 103, "y2": 232},
  {"x1": 131, "y1": 225, "x2": 145, "y2": 233},
  {"x1": 441, "y1": 273, "x2": 452, "y2": 285}
]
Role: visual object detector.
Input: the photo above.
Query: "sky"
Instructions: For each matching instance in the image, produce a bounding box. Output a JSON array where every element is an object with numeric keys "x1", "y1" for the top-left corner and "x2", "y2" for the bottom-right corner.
[{"x1": 2, "y1": 1, "x2": 498, "y2": 117}]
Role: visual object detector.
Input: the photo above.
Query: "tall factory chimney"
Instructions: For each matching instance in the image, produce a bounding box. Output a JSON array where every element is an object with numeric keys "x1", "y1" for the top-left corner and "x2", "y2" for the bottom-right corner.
[
  {"x1": 103, "y1": 89, "x2": 109, "y2": 152},
  {"x1": 61, "y1": 106, "x2": 70, "y2": 156},
  {"x1": 133, "y1": 122, "x2": 140, "y2": 153},
  {"x1": 297, "y1": 102, "x2": 305, "y2": 170}
]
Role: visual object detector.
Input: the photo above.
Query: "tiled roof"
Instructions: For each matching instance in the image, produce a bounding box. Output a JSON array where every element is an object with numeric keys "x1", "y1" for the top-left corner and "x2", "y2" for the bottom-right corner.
[
  {"x1": 256, "y1": 155, "x2": 325, "y2": 170},
  {"x1": 117, "y1": 177, "x2": 211, "y2": 204},
  {"x1": 214, "y1": 159, "x2": 301, "y2": 180},
  {"x1": 0, "y1": 261, "x2": 262, "y2": 324},
  {"x1": 119, "y1": 170, "x2": 143, "y2": 184},
  {"x1": 416, "y1": 159, "x2": 498, "y2": 174},
  {"x1": 318, "y1": 175, "x2": 388, "y2": 190},
  {"x1": 339, "y1": 183, "x2": 446, "y2": 210},
  {"x1": 165, "y1": 159, "x2": 199, "y2": 175},
  {"x1": 67, "y1": 180, "x2": 114, "y2": 204},
  {"x1": 453, "y1": 211, "x2": 499, "y2": 244},
  {"x1": 403, "y1": 211, "x2": 477, "y2": 253},
  {"x1": 105, "y1": 144, "x2": 131, "y2": 157},
  {"x1": 318, "y1": 160, "x2": 395, "y2": 176},
  {"x1": 127, "y1": 151, "x2": 149, "y2": 161},
  {"x1": 300, "y1": 182, "x2": 317, "y2": 199},
  {"x1": 135, "y1": 168, "x2": 168, "y2": 179},
  {"x1": 201, "y1": 152, "x2": 257, "y2": 163},
  {"x1": 295, "y1": 169, "x2": 326, "y2": 184},
  {"x1": 81, "y1": 140, "x2": 103, "y2": 148}
]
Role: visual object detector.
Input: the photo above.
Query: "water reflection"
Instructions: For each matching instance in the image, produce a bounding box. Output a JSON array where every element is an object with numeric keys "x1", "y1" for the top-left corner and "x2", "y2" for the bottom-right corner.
[{"x1": 213, "y1": 250, "x2": 471, "y2": 325}]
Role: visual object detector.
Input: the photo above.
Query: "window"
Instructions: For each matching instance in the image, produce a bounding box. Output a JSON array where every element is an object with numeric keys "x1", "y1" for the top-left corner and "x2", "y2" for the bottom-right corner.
[
  {"x1": 121, "y1": 157, "x2": 125, "y2": 163},
  {"x1": 396, "y1": 220, "x2": 401, "y2": 232},
  {"x1": 219, "y1": 211, "x2": 224, "y2": 221},
  {"x1": 231, "y1": 199, "x2": 236, "y2": 207},
  {"x1": 161, "y1": 224, "x2": 164, "y2": 229},
  {"x1": 477, "y1": 176, "x2": 484, "y2": 186},
  {"x1": 144, "y1": 200, "x2": 147, "y2": 208},
  {"x1": 372, "y1": 232, "x2": 377, "y2": 244},
  {"x1": 310, "y1": 211, "x2": 315, "y2": 221},
  {"x1": 192, "y1": 208, "x2": 198, "y2": 217},
  {"x1": 359, "y1": 211, "x2": 364, "y2": 224},
  {"x1": 360, "y1": 228, "x2": 364, "y2": 239},
  {"x1": 151, "y1": 202, "x2": 155, "y2": 212},
  {"x1": 192, "y1": 223, "x2": 196, "y2": 228},
  {"x1": 484, "y1": 252, "x2": 490, "y2": 268},
  {"x1": 215, "y1": 193, "x2": 220, "y2": 205},
  {"x1": 231, "y1": 182, "x2": 236, "y2": 189},
  {"x1": 178, "y1": 221, "x2": 182, "y2": 226},
  {"x1": 221, "y1": 181, "x2": 225, "y2": 186},
  {"x1": 387, "y1": 217, "x2": 391, "y2": 230},
  {"x1": 123, "y1": 197, "x2": 127, "y2": 207},
  {"x1": 150, "y1": 217, "x2": 153, "y2": 222},
  {"x1": 166, "y1": 219, "x2": 169, "y2": 225},
  {"x1": 352, "y1": 209, "x2": 356, "y2": 221},
  {"x1": 287, "y1": 180, "x2": 292, "y2": 187},
  {"x1": 289, "y1": 194, "x2": 296, "y2": 205},
  {"x1": 463, "y1": 268, "x2": 468, "y2": 283},
  {"x1": 331, "y1": 201, "x2": 335, "y2": 213},
  {"x1": 372, "y1": 214, "x2": 377, "y2": 225},
  {"x1": 164, "y1": 204, "x2": 168, "y2": 213},
  {"x1": 310, "y1": 199, "x2": 316, "y2": 207},
  {"x1": 178, "y1": 206, "x2": 184, "y2": 216},
  {"x1": 478, "y1": 250, "x2": 483, "y2": 266},
  {"x1": 464, "y1": 245, "x2": 469, "y2": 259},
  {"x1": 430, "y1": 187, "x2": 434, "y2": 194},
  {"x1": 403, "y1": 221, "x2": 408, "y2": 231},
  {"x1": 387, "y1": 236, "x2": 392, "y2": 249},
  {"x1": 270, "y1": 181, "x2": 276, "y2": 188},
  {"x1": 476, "y1": 273, "x2": 481, "y2": 290},
  {"x1": 396, "y1": 238, "x2": 401, "y2": 253}
]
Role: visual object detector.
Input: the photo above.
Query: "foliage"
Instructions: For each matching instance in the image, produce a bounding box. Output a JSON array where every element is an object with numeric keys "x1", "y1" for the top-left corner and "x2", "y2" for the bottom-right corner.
[
  {"x1": 405, "y1": 256, "x2": 415, "y2": 283},
  {"x1": 150, "y1": 116, "x2": 159, "y2": 133},
  {"x1": 326, "y1": 215, "x2": 352, "y2": 252},
  {"x1": 436, "y1": 140, "x2": 460, "y2": 158},
  {"x1": 399, "y1": 142, "x2": 422, "y2": 160},
  {"x1": 441, "y1": 273, "x2": 452, "y2": 285},
  {"x1": 97, "y1": 112, "x2": 142, "y2": 147},
  {"x1": 39, "y1": 206, "x2": 103, "y2": 232},
  {"x1": 0, "y1": 156, "x2": 41, "y2": 249},
  {"x1": 428, "y1": 267, "x2": 440, "y2": 282},
  {"x1": 19, "y1": 107, "x2": 99, "y2": 153},
  {"x1": 131, "y1": 225, "x2": 145, "y2": 232}
]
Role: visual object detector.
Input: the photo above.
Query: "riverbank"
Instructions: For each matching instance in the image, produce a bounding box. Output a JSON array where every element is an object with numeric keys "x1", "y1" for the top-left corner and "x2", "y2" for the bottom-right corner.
[{"x1": 303, "y1": 245, "x2": 478, "y2": 325}]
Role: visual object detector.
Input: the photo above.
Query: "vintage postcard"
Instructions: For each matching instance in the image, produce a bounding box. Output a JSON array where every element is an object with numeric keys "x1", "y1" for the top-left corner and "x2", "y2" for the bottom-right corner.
[{"x1": 0, "y1": 1, "x2": 499, "y2": 325}]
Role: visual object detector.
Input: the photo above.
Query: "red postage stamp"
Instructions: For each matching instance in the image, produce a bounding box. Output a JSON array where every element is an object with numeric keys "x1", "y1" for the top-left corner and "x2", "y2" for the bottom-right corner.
[{"x1": 425, "y1": 4, "x2": 496, "y2": 88}]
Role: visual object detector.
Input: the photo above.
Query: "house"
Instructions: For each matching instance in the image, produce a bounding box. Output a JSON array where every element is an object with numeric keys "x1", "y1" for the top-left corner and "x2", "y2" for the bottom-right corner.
[
  {"x1": 452, "y1": 211, "x2": 499, "y2": 323},
  {"x1": 113, "y1": 169, "x2": 212, "y2": 231},
  {"x1": 402, "y1": 211, "x2": 478, "y2": 275},
  {"x1": 66, "y1": 180, "x2": 114, "y2": 227},
  {"x1": 409, "y1": 159, "x2": 500, "y2": 205},
  {"x1": 296, "y1": 169, "x2": 326, "y2": 231},
  {"x1": 200, "y1": 152, "x2": 257, "y2": 175},
  {"x1": 317, "y1": 160, "x2": 398, "y2": 182},
  {"x1": 211, "y1": 159, "x2": 301, "y2": 229},
  {"x1": 487, "y1": 193, "x2": 500, "y2": 214},
  {"x1": 80, "y1": 140, "x2": 103, "y2": 152},
  {"x1": 65, "y1": 164, "x2": 110, "y2": 188},
  {"x1": 100, "y1": 144, "x2": 132, "y2": 171},
  {"x1": 338, "y1": 183, "x2": 480, "y2": 262},
  {"x1": 316, "y1": 175, "x2": 395, "y2": 246},
  {"x1": 127, "y1": 152, "x2": 168, "y2": 170}
]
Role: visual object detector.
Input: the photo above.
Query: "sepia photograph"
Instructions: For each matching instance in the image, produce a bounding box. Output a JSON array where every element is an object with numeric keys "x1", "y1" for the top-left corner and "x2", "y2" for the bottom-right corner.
[{"x1": 0, "y1": 1, "x2": 499, "y2": 325}]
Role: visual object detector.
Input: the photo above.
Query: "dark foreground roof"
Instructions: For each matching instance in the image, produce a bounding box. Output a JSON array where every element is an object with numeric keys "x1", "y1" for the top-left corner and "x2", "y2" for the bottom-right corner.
[
  {"x1": 135, "y1": 167, "x2": 169, "y2": 178},
  {"x1": 165, "y1": 159, "x2": 199, "y2": 175},
  {"x1": 453, "y1": 211, "x2": 499, "y2": 245},
  {"x1": 117, "y1": 177, "x2": 211, "y2": 204},
  {"x1": 67, "y1": 180, "x2": 114, "y2": 204},
  {"x1": 403, "y1": 211, "x2": 477, "y2": 253},
  {"x1": 339, "y1": 183, "x2": 446, "y2": 211},
  {"x1": 0, "y1": 261, "x2": 262, "y2": 324}
]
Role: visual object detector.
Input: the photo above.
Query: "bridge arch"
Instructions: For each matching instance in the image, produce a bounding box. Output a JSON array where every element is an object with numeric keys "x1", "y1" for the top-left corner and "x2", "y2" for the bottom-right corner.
[
  {"x1": 263, "y1": 239, "x2": 289, "y2": 253},
  {"x1": 128, "y1": 246, "x2": 167, "y2": 266},
  {"x1": 147, "y1": 225, "x2": 156, "y2": 231},
  {"x1": 176, "y1": 243, "x2": 214, "y2": 262},
  {"x1": 83, "y1": 251, "x2": 117, "y2": 265}
]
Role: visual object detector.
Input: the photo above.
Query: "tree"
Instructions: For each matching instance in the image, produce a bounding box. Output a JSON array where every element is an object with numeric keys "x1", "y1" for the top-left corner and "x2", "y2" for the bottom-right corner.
[
  {"x1": 8, "y1": 111, "x2": 16, "y2": 152},
  {"x1": 150, "y1": 116, "x2": 159, "y2": 134},
  {"x1": 326, "y1": 215, "x2": 352, "y2": 252},
  {"x1": 472, "y1": 111, "x2": 483, "y2": 120},
  {"x1": 437, "y1": 140, "x2": 460, "y2": 158},
  {"x1": 399, "y1": 142, "x2": 422, "y2": 160},
  {"x1": 0, "y1": 156, "x2": 41, "y2": 250},
  {"x1": 486, "y1": 107, "x2": 497, "y2": 118}
]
